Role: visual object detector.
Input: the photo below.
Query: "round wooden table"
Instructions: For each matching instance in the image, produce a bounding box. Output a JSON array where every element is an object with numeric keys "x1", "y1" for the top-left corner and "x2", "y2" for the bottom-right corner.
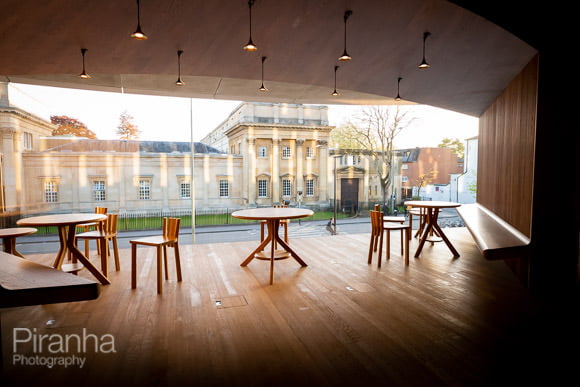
[
  {"x1": 17, "y1": 213, "x2": 110, "y2": 284},
  {"x1": 0, "y1": 227, "x2": 37, "y2": 258},
  {"x1": 404, "y1": 201, "x2": 461, "y2": 258},
  {"x1": 232, "y1": 207, "x2": 313, "y2": 284}
]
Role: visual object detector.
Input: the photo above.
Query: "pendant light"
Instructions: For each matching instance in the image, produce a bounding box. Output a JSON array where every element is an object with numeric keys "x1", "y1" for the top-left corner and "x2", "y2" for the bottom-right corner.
[
  {"x1": 243, "y1": 0, "x2": 257, "y2": 51},
  {"x1": 130, "y1": 0, "x2": 148, "y2": 40},
  {"x1": 418, "y1": 32, "x2": 431, "y2": 69},
  {"x1": 78, "y1": 48, "x2": 91, "y2": 79},
  {"x1": 331, "y1": 66, "x2": 340, "y2": 96},
  {"x1": 395, "y1": 77, "x2": 403, "y2": 101},
  {"x1": 175, "y1": 50, "x2": 184, "y2": 86},
  {"x1": 338, "y1": 10, "x2": 353, "y2": 61},
  {"x1": 259, "y1": 56, "x2": 268, "y2": 92}
]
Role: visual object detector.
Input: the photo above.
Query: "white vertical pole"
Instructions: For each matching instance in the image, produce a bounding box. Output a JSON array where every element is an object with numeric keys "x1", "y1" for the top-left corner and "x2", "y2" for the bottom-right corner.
[{"x1": 190, "y1": 98, "x2": 196, "y2": 243}]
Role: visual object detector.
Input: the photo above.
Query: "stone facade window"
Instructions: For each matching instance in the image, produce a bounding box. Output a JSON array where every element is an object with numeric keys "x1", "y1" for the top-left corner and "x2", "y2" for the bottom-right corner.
[
  {"x1": 258, "y1": 179, "x2": 268, "y2": 198},
  {"x1": 180, "y1": 181, "x2": 191, "y2": 199},
  {"x1": 43, "y1": 180, "x2": 59, "y2": 203},
  {"x1": 306, "y1": 146, "x2": 314, "y2": 158},
  {"x1": 306, "y1": 179, "x2": 314, "y2": 196},
  {"x1": 282, "y1": 179, "x2": 292, "y2": 197},
  {"x1": 138, "y1": 178, "x2": 152, "y2": 200},
  {"x1": 258, "y1": 146, "x2": 267, "y2": 158},
  {"x1": 282, "y1": 145, "x2": 291, "y2": 159},
  {"x1": 23, "y1": 132, "x2": 33, "y2": 151},
  {"x1": 219, "y1": 179, "x2": 229, "y2": 198},
  {"x1": 92, "y1": 180, "x2": 106, "y2": 201}
]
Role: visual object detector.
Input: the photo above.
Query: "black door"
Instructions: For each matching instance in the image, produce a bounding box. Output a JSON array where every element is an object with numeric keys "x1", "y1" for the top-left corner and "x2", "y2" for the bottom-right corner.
[{"x1": 340, "y1": 178, "x2": 359, "y2": 214}]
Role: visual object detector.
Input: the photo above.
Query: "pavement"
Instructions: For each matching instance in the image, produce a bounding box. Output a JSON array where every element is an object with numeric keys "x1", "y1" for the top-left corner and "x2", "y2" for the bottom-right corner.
[{"x1": 13, "y1": 208, "x2": 464, "y2": 255}]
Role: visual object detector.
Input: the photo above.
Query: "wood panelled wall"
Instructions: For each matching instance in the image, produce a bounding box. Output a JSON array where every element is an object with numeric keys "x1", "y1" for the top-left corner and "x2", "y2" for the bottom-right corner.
[
  {"x1": 477, "y1": 55, "x2": 538, "y2": 286},
  {"x1": 477, "y1": 55, "x2": 538, "y2": 238}
]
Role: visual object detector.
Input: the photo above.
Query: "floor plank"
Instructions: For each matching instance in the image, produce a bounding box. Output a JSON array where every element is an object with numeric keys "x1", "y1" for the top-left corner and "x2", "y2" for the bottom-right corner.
[{"x1": 1, "y1": 228, "x2": 578, "y2": 386}]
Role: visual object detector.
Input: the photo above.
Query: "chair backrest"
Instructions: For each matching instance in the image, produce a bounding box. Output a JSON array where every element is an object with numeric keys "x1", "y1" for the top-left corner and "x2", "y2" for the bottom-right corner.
[
  {"x1": 162, "y1": 217, "x2": 180, "y2": 241},
  {"x1": 370, "y1": 210, "x2": 383, "y2": 236},
  {"x1": 273, "y1": 204, "x2": 288, "y2": 208},
  {"x1": 104, "y1": 213, "x2": 118, "y2": 235},
  {"x1": 95, "y1": 207, "x2": 108, "y2": 214}
]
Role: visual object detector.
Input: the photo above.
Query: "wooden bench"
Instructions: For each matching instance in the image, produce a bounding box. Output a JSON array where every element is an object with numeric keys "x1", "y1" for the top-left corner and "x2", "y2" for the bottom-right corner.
[
  {"x1": 456, "y1": 203, "x2": 531, "y2": 261},
  {"x1": 0, "y1": 251, "x2": 100, "y2": 308}
]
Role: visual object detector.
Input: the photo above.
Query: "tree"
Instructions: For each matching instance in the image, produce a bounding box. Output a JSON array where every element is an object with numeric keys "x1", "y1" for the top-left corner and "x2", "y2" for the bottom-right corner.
[
  {"x1": 329, "y1": 123, "x2": 365, "y2": 149},
  {"x1": 343, "y1": 106, "x2": 415, "y2": 208},
  {"x1": 438, "y1": 137, "x2": 465, "y2": 159},
  {"x1": 415, "y1": 170, "x2": 436, "y2": 198},
  {"x1": 50, "y1": 115, "x2": 97, "y2": 139},
  {"x1": 116, "y1": 110, "x2": 140, "y2": 140}
]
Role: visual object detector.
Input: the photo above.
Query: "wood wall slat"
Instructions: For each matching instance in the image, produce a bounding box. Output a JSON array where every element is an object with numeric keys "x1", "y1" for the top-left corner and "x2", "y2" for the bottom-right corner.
[{"x1": 477, "y1": 55, "x2": 538, "y2": 238}]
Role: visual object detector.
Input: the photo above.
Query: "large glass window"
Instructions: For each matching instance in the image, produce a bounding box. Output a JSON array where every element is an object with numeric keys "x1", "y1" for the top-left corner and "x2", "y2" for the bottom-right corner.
[{"x1": 93, "y1": 180, "x2": 106, "y2": 201}]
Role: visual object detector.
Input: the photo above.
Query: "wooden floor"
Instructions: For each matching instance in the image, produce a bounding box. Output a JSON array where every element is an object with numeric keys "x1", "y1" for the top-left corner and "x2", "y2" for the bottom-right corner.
[{"x1": 1, "y1": 228, "x2": 579, "y2": 386}]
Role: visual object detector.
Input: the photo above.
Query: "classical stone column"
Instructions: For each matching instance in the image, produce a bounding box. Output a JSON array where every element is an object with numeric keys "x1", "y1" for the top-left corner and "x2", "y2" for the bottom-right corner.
[
  {"x1": 240, "y1": 135, "x2": 249, "y2": 205},
  {"x1": 317, "y1": 140, "x2": 328, "y2": 202},
  {"x1": 247, "y1": 137, "x2": 256, "y2": 205},
  {"x1": 295, "y1": 139, "x2": 304, "y2": 195},
  {"x1": 272, "y1": 139, "x2": 280, "y2": 201}
]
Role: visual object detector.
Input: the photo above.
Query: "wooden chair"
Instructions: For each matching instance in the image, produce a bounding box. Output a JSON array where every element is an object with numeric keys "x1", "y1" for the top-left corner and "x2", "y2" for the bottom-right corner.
[
  {"x1": 74, "y1": 213, "x2": 120, "y2": 278},
  {"x1": 408, "y1": 206, "x2": 440, "y2": 240},
  {"x1": 368, "y1": 210, "x2": 410, "y2": 267},
  {"x1": 260, "y1": 204, "x2": 289, "y2": 250},
  {"x1": 374, "y1": 204, "x2": 406, "y2": 246},
  {"x1": 69, "y1": 207, "x2": 108, "y2": 261},
  {"x1": 130, "y1": 217, "x2": 182, "y2": 294}
]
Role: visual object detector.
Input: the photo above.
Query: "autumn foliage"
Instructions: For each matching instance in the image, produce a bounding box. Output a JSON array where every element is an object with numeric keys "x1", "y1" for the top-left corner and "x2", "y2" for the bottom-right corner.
[
  {"x1": 50, "y1": 115, "x2": 97, "y2": 139},
  {"x1": 116, "y1": 110, "x2": 140, "y2": 140}
]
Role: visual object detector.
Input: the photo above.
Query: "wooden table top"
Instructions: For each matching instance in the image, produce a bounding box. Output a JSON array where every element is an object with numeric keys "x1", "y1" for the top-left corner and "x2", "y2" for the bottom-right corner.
[
  {"x1": 0, "y1": 251, "x2": 99, "y2": 308},
  {"x1": 16, "y1": 213, "x2": 107, "y2": 227},
  {"x1": 0, "y1": 227, "x2": 37, "y2": 238},
  {"x1": 404, "y1": 201, "x2": 461, "y2": 209},
  {"x1": 232, "y1": 208, "x2": 314, "y2": 221}
]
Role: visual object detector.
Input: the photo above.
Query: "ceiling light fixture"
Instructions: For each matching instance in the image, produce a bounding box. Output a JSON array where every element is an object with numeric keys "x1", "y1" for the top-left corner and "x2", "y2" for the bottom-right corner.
[
  {"x1": 130, "y1": 0, "x2": 148, "y2": 40},
  {"x1": 175, "y1": 50, "x2": 184, "y2": 86},
  {"x1": 418, "y1": 31, "x2": 431, "y2": 69},
  {"x1": 338, "y1": 10, "x2": 353, "y2": 61},
  {"x1": 395, "y1": 77, "x2": 402, "y2": 101},
  {"x1": 79, "y1": 48, "x2": 91, "y2": 79},
  {"x1": 243, "y1": 0, "x2": 257, "y2": 51},
  {"x1": 332, "y1": 65, "x2": 340, "y2": 96},
  {"x1": 259, "y1": 56, "x2": 268, "y2": 92}
]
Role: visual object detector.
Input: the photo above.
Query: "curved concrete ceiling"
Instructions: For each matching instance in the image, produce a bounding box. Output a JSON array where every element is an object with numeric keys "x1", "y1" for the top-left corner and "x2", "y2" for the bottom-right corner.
[{"x1": 0, "y1": 0, "x2": 536, "y2": 117}]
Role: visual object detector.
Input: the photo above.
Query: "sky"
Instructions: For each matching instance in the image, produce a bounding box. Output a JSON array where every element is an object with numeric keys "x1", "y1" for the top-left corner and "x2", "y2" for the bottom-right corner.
[{"x1": 8, "y1": 83, "x2": 478, "y2": 148}]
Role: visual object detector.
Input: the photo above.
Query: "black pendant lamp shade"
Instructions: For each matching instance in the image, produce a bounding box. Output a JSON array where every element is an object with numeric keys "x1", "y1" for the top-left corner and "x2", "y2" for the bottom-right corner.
[
  {"x1": 418, "y1": 31, "x2": 431, "y2": 69},
  {"x1": 338, "y1": 10, "x2": 353, "y2": 61},
  {"x1": 131, "y1": 0, "x2": 148, "y2": 40},
  {"x1": 332, "y1": 65, "x2": 339, "y2": 96},
  {"x1": 243, "y1": 0, "x2": 258, "y2": 51},
  {"x1": 175, "y1": 50, "x2": 184, "y2": 86},
  {"x1": 259, "y1": 56, "x2": 268, "y2": 92},
  {"x1": 79, "y1": 48, "x2": 91, "y2": 79}
]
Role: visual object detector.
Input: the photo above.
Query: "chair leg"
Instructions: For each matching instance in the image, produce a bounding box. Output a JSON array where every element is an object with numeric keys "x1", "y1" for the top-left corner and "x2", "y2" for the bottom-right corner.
[
  {"x1": 174, "y1": 243, "x2": 182, "y2": 282},
  {"x1": 163, "y1": 245, "x2": 169, "y2": 280},
  {"x1": 112, "y1": 237, "x2": 120, "y2": 271},
  {"x1": 404, "y1": 228, "x2": 410, "y2": 265},
  {"x1": 131, "y1": 244, "x2": 137, "y2": 289},
  {"x1": 377, "y1": 232, "x2": 384, "y2": 268},
  {"x1": 99, "y1": 238, "x2": 108, "y2": 279},
  {"x1": 85, "y1": 239, "x2": 90, "y2": 259},
  {"x1": 400, "y1": 230, "x2": 403, "y2": 254},
  {"x1": 368, "y1": 233, "x2": 375, "y2": 264},
  {"x1": 156, "y1": 245, "x2": 163, "y2": 294},
  {"x1": 283, "y1": 222, "x2": 288, "y2": 243},
  {"x1": 386, "y1": 230, "x2": 391, "y2": 261}
]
